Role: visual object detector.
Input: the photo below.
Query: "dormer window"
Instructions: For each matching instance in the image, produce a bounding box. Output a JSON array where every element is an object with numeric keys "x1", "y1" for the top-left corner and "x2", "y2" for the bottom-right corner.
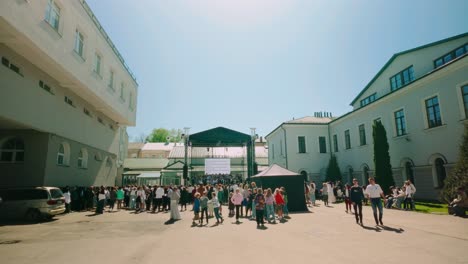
[
  {"x1": 433, "y1": 43, "x2": 467, "y2": 69},
  {"x1": 390, "y1": 66, "x2": 414, "y2": 91}
]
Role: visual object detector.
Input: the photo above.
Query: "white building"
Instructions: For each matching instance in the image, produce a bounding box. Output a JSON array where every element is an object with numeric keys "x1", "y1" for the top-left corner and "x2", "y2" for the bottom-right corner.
[
  {"x1": 0, "y1": 0, "x2": 138, "y2": 187},
  {"x1": 267, "y1": 33, "x2": 468, "y2": 200}
]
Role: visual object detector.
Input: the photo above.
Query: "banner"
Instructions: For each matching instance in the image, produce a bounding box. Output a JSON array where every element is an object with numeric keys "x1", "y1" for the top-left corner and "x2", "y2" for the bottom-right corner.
[{"x1": 205, "y1": 159, "x2": 231, "y2": 175}]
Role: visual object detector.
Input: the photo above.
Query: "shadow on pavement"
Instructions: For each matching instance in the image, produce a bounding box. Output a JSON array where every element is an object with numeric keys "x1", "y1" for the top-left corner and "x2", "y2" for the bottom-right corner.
[
  {"x1": 86, "y1": 213, "x2": 102, "y2": 217},
  {"x1": 164, "y1": 219, "x2": 180, "y2": 225},
  {"x1": 380, "y1": 225, "x2": 405, "y2": 233},
  {"x1": 0, "y1": 218, "x2": 57, "y2": 226},
  {"x1": 361, "y1": 225, "x2": 382, "y2": 232},
  {"x1": 257, "y1": 225, "x2": 268, "y2": 230}
]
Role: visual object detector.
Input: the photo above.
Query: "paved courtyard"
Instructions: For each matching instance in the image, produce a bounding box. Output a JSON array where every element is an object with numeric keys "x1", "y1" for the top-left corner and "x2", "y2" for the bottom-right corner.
[{"x1": 0, "y1": 203, "x2": 467, "y2": 264}]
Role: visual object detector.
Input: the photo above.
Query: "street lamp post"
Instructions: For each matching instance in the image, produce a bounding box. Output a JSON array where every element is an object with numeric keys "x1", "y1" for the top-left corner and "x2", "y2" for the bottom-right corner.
[{"x1": 183, "y1": 127, "x2": 190, "y2": 186}]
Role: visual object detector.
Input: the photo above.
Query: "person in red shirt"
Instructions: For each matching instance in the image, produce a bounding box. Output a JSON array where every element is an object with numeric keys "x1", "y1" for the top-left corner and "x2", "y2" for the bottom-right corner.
[{"x1": 274, "y1": 188, "x2": 285, "y2": 221}]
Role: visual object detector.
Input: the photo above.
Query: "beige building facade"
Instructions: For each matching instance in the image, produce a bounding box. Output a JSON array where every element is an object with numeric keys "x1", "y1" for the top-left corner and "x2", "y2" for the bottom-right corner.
[
  {"x1": 267, "y1": 33, "x2": 468, "y2": 200},
  {"x1": 0, "y1": 0, "x2": 137, "y2": 187}
]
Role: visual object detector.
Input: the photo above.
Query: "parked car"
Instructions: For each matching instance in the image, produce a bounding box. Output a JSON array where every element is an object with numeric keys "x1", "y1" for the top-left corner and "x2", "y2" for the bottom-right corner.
[{"x1": 0, "y1": 187, "x2": 66, "y2": 221}]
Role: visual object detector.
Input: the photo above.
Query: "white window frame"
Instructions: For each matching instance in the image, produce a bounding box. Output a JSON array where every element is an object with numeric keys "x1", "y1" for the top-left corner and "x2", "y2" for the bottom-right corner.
[
  {"x1": 421, "y1": 93, "x2": 443, "y2": 129},
  {"x1": 393, "y1": 107, "x2": 407, "y2": 137},
  {"x1": 77, "y1": 148, "x2": 88, "y2": 169},
  {"x1": 93, "y1": 52, "x2": 102, "y2": 77},
  {"x1": 297, "y1": 136, "x2": 307, "y2": 154},
  {"x1": 57, "y1": 142, "x2": 70, "y2": 166},
  {"x1": 74, "y1": 30, "x2": 85, "y2": 58},
  {"x1": 44, "y1": 0, "x2": 60, "y2": 31},
  {"x1": 108, "y1": 70, "x2": 115, "y2": 90},
  {"x1": 120, "y1": 82, "x2": 125, "y2": 101}
]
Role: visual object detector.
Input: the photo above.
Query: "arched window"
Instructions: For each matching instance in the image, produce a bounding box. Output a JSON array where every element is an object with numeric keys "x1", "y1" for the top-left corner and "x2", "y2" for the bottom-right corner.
[
  {"x1": 106, "y1": 156, "x2": 113, "y2": 167},
  {"x1": 78, "y1": 148, "x2": 88, "y2": 169},
  {"x1": 435, "y1": 158, "x2": 446, "y2": 188},
  {"x1": 57, "y1": 142, "x2": 70, "y2": 166},
  {"x1": 362, "y1": 165, "x2": 370, "y2": 184},
  {"x1": 405, "y1": 161, "x2": 415, "y2": 184},
  {"x1": 0, "y1": 138, "x2": 24, "y2": 162}
]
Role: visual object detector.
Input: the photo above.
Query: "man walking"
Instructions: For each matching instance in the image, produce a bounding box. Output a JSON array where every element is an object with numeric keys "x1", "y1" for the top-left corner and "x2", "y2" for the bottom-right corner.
[
  {"x1": 365, "y1": 177, "x2": 386, "y2": 226},
  {"x1": 350, "y1": 179, "x2": 364, "y2": 225}
]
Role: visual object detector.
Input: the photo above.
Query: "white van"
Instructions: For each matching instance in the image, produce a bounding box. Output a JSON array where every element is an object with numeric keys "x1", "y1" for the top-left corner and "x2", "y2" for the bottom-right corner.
[{"x1": 0, "y1": 187, "x2": 66, "y2": 221}]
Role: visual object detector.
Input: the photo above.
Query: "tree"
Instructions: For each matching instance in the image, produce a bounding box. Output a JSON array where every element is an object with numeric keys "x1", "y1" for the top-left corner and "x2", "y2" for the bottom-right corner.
[
  {"x1": 441, "y1": 124, "x2": 468, "y2": 202},
  {"x1": 372, "y1": 121, "x2": 395, "y2": 193},
  {"x1": 325, "y1": 154, "x2": 342, "y2": 182},
  {"x1": 146, "y1": 128, "x2": 183, "y2": 143},
  {"x1": 133, "y1": 133, "x2": 147, "y2": 143}
]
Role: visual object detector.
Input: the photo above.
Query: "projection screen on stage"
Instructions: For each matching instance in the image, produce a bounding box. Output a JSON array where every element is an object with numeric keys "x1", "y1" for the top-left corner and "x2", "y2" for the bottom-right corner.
[{"x1": 205, "y1": 159, "x2": 231, "y2": 175}]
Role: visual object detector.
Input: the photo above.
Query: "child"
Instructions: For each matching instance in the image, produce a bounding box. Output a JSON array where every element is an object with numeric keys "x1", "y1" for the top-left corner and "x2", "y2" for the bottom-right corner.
[
  {"x1": 228, "y1": 192, "x2": 235, "y2": 217},
  {"x1": 322, "y1": 183, "x2": 329, "y2": 206},
  {"x1": 199, "y1": 192, "x2": 209, "y2": 225},
  {"x1": 193, "y1": 192, "x2": 201, "y2": 225},
  {"x1": 212, "y1": 193, "x2": 224, "y2": 224}
]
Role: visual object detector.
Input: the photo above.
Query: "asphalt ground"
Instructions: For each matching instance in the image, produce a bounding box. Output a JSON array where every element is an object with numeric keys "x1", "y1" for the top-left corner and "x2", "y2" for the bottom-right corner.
[{"x1": 0, "y1": 202, "x2": 467, "y2": 264}]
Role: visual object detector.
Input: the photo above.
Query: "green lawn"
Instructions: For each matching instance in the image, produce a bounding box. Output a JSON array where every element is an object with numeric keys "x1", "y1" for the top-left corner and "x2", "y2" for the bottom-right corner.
[{"x1": 414, "y1": 202, "x2": 448, "y2": 214}]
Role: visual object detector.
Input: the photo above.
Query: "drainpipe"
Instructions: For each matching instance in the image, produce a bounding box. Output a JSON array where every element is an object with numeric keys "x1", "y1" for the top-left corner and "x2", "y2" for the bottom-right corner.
[{"x1": 281, "y1": 125, "x2": 288, "y2": 169}]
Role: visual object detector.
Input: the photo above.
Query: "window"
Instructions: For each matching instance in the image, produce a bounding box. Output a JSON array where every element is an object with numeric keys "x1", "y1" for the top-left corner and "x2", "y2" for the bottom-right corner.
[
  {"x1": 394, "y1": 109, "x2": 406, "y2": 136},
  {"x1": 462, "y1": 85, "x2": 468, "y2": 118},
  {"x1": 74, "y1": 30, "x2": 84, "y2": 57},
  {"x1": 319, "y1": 136, "x2": 327, "y2": 153},
  {"x1": 280, "y1": 140, "x2": 283, "y2": 155},
  {"x1": 108, "y1": 71, "x2": 114, "y2": 90},
  {"x1": 83, "y1": 108, "x2": 92, "y2": 117},
  {"x1": 390, "y1": 66, "x2": 414, "y2": 91},
  {"x1": 1, "y1": 57, "x2": 23, "y2": 77},
  {"x1": 360, "y1": 93, "x2": 376, "y2": 107},
  {"x1": 57, "y1": 143, "x2": 69, "y2": 166},
  {"x1": 0, "y1": 138, "x2": 24, "y2": 163},
  {"x1": 405, "y1": 161, "x2": 414, "y2": 184},
  {"x1": 363, "y1": 165, "x2": 370, "y2": 179},
  {"x1": 333, "y1": 134, "x2": 338, "y2": 152},
  {"x1": 64, "y1": 96, "x2": 74, "y2": 107},
  {"x1": 359, "y1": 124, "x2": 366, "y2": 146},
  {"x1": 93, "y1": 53, "x2": 101, "y2": 76},
  {"x1": 435, "y1": 158, "x2": 446, "y2": 188},
  {"x1": 78, "y1": 148, "x2": 88, "y2": 169},
  {"x1": 129, "y1": 92, "x2": 134, "y2": 110},
  {"x1": 44, "y1": 0, "x2": 60, "y2": 31},
  {"x1": 120, "y1": 83, "x2": 125, "y2": 100},
  {"x1": 298, "y1": 136, "x2": 306, "y2": 153},
  {"x1": 344, "y1": 130, "x2": 351, "y2": 149},
  {"x1": 425, "y1": 96, "x2": 442, "y2": 128},
  {"x1": 39, "y1": 80, "x2": 53, "y2": 94},
  {"x1": 272, "y1": 144, "x2": 275, "y2": 159},
  {"x1": 106, "y1": 157, "x2": 113, "y2": 167},
  {"x1": 434, "y1": 43, "x2": 468, "y2": 68}
]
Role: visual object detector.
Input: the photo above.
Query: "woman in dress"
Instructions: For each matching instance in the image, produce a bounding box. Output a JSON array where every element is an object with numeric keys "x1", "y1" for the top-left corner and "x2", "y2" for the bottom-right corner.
[{"x1": 169, "y1": 187, "x2": 181, "y2": 220}]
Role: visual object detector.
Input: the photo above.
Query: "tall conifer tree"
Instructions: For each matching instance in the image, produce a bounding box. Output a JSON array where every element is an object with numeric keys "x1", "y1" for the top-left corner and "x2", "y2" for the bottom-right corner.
[
  {"x1": 373, "y1": 121, "x2": 394, "y2": 193},
  {"x1": 326, "y1": 154, "x2": 342, "y2": 182},
  {"x1": 441, "y1": 124, "x2": 468, "y2": 202}
]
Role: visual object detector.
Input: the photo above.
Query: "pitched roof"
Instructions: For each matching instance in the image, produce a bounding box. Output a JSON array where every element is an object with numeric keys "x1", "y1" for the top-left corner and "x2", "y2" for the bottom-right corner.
[
  {"x1": 141, "y1": 142, "x2": 183, "y2": 151},
  {"x1": 252, "y1": 164, "x2": 300, "y2": 177},
  {"x1": 350, "y1": 32, "x2": 468, "y2": 105},
  {"x1": 123, "y1": 158, "x2": 169, "y2": 169},
  {"x1": 128, "y1": 142, "x2": 145, "y2": 150},
  {"x1": 284, "y1": 116, "x2": 332, "y2": 124},
  {"x1": 168, "y1": 146, "x2": 268, "y2": 159}
]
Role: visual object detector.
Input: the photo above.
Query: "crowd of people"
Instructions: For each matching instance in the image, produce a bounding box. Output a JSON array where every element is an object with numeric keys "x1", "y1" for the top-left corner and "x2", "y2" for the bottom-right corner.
[
  {"x1": 60, "y1": 177, "x2": 466, "y2": 229},
  {"x1": 61, "y1": 182, "x2": 290, "y2": 228}
]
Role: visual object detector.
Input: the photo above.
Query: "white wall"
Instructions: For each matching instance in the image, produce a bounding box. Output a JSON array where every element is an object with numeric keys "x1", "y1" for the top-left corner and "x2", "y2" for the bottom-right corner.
[
  {"x1": 0, "y1": 0, "x2": 137, "y2": 125},
  {"x1": 352, "y1": 35, "x2": 468, "y2": 109}
]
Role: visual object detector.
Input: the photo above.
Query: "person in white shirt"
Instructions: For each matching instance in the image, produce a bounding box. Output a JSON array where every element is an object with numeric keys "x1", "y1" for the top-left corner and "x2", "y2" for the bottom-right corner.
[
  {"x1": 63, "y1": 187, "x2": 71, "y2": 213},
  {"x1": 154, "y1": 186, "x2": 165, "y2": 212},
  {"x1": 169, "y1": 187, "x2": 181, "y2": 220},
  {"x1": 365, "y1": 177, "x2": 386, "y2": 226},
  {"x1": 404, "y1": 181, "x2": 416, "y2": 211}
]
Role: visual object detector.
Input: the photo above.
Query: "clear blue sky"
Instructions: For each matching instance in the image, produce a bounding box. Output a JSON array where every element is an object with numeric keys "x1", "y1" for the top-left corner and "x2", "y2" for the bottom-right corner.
[{"x1": 87, "y1": 0, "x2": 467, "y2": 140}]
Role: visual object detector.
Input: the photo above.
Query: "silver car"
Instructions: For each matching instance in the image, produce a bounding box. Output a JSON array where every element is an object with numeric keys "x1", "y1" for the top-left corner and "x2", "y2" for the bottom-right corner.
[{"x1": 0, "y1": 187, "x2": 66, "y2": 221}]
